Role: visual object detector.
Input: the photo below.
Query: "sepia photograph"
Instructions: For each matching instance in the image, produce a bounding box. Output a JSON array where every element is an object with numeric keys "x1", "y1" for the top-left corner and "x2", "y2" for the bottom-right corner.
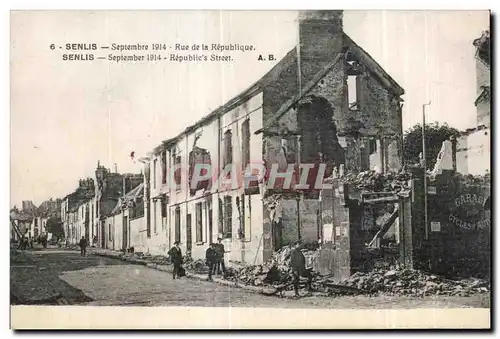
[{"x1": 9, "y1": 9, "x2": 491, "y2": 329}]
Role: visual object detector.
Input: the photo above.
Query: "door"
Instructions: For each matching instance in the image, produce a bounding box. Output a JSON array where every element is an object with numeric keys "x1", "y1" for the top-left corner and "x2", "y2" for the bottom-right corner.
[
  {"x1": 123, "y1": 215, "x2": 128, "y2": 251},
  {"x1": 208, "y1": 208, "x2": 213, "y2": 244},
  {"x1": 101, "y1": 220, "x2": 106, "y2": 248},
  {"x1": 186, "y1": 213, "x2": 192, "y2": 253}
]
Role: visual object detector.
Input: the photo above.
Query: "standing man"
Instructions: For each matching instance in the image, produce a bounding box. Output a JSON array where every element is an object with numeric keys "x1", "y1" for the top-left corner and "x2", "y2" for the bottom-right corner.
[
  {"x1": 214, "y1": 237, "x2": 226, "y2": 276},
  {"x1": 41, "y1": 233, "x2": 48, "y2": 249},
  {"x1": 205, "y1": 243, "x2": 217, "y2": 281},
  {"x1": 168, "y1": 241, "x2": 183, "y2": 280},
  {"x1": 290, "y1": 241, "x2": 313, "y2": 297},
  {"x1": 79, "y1": 236, "x2": 88, "y2": 256}
]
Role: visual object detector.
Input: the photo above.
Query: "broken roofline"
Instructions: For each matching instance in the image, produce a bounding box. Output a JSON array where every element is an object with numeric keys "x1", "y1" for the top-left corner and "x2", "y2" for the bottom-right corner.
[{"x1": 147, "y1": 32, "x2": 405, "y2": 153}]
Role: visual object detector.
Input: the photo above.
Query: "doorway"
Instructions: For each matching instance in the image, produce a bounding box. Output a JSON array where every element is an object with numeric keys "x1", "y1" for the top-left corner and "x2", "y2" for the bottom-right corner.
[
  {"x1": 208, "y1": 208, "x2": 213, "y2": 244},
  {"x1": 186, "y1": 213, "x2": 192, "y2": 253},
  {"x1": 122, "y1": 215, "x2": 128, "y2": 251},
  {"x1": 101, "y1": 220, "x2": 105, "y2": 248}
]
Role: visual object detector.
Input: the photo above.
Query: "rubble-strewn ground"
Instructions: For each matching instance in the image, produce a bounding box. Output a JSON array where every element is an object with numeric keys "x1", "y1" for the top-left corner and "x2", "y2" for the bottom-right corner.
[{"x1": 10, "y1": 248, "x2": 490, "y2": 308}]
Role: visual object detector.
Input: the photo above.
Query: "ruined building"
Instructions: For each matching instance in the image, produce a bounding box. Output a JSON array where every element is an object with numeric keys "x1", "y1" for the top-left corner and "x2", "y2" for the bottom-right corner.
[
  {"x1": 456, "y1": 30, "x2": 490, "y2": 175},
  {"x1": 136, "y1": 10, "x2": 405, "y2": 264}
]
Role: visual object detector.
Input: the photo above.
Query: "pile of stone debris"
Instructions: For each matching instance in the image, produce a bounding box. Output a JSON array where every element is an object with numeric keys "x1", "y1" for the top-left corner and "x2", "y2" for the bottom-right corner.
[
  {"x1": 224, "y1": 245, "x2": 320, "y2": 287},
  {"x1": 125, "y1": 252, "x2": 171, "y2": 265},
  {"x1": 339, "y1": 170, "x2": 411, "y2": 194},
  {"x1": 183, "y1": 256, "x2": 208, "y2": 273},
  {"x1": 342, "y1": 267, "x2": 490, "y2": 297}
]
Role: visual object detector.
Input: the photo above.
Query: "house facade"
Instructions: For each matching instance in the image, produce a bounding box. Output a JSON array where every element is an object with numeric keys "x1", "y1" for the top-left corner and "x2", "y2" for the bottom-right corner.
[
  {"x1": 137, "y1": 10, "x2": 404, "y2": 264},
  {"x1": 60, "y1": 178, "x2": 94, "y2": 244},
  {"x1": 456, "y1": 30, "x2": 490, "y2": 176}
]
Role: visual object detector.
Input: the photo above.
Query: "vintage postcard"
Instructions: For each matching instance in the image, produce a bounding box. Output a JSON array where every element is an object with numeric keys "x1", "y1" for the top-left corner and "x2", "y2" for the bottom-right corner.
[{"x1": 10, "y1": 10, "x2": 491, "y2": 329}]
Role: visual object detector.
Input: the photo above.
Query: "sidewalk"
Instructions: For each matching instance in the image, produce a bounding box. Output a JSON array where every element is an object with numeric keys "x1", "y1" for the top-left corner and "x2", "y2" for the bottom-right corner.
[{"x1": 91, "y1": 248, "x2": 273, "y2": 295}]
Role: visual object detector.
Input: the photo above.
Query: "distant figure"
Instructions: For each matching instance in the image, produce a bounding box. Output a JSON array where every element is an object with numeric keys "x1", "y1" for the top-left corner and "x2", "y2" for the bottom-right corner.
[
  {"x1": 205, "y1": 243, "x2": 217, "y2": 281},
  {"x1": 290, "y1": 241, "x2": 313, "y2": 297},
  {"x1": 79, "y1": 236, "x2": 87, "y2": 256},
  {"x1": 41, "y1": 233, "x2": 48, "y2": 249},
  {"x1": 213, "y1": 237, "x2": 226, "y2": 275},
  {"x1": 168, "y1": 241, "x2": 183, "y2": 280}
]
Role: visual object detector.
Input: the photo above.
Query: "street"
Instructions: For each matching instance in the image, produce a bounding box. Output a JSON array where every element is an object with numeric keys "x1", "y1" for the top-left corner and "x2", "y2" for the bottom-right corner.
[{"x1": 11, "y1": 248, "x2": 490, "y2": 308}]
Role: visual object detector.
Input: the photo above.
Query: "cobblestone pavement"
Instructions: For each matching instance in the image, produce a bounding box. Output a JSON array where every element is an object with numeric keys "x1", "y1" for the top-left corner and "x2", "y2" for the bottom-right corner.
[{"x1": 11, "y1": 249, "x2": 490, "y2": 308}]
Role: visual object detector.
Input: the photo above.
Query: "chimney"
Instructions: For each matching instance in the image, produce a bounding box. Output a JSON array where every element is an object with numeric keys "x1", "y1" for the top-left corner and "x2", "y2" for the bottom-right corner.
[
  {"x1": 114, "y1": 163, "x2": 118, "y2": 173},
  {"x1": 297, "y1": 10, "x2": 344, "y2": 84}
]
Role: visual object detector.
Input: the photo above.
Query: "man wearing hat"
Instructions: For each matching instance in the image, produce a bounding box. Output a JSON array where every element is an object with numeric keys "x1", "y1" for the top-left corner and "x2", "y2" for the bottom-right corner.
[
  {"x1": 213, "y1": 237, "x2": 226, "y2": 275},
  {"x1": 290, "y1": 240, "x2": 313, "y2": 297},
  {"x1": 205, "y1": 243, "x2": 217, "y2": 281},
  {"x1": 168, "y1": 241, "x2": 183, "y2": 279}
]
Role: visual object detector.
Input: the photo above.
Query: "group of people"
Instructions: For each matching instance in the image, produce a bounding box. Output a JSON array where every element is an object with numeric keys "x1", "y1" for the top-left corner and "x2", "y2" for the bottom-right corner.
[
  {"x1": 167, "y1": 237, "x2": 226, "y2": 281},
  {"x1": 205, "y1": 238, "x2": 226, "y2": 281},
  {"x1": 167, "y1": 238, "x2": 313, "y2": 297},
  {"x1": 17, "y1": 231, "x2": 47, "y2": 250},
  {"x1": 17, "y1": 232, "x2": 33, "y2": 250}
]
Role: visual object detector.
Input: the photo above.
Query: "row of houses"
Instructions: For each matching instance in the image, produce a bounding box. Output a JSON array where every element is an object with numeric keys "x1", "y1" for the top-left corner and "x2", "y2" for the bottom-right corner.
[
  {"x1": 10, "y1": 199, "x2": 62, "y2": 242},
  {"x1": 15, "y1": 12, "x2": 489, "y2": 269},
  {"x1": 64, "y1": 10, "x2": 406, "y2": 265}
]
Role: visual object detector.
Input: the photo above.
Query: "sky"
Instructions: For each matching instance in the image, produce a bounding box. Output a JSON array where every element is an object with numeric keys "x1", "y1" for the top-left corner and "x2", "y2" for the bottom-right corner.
[{"x1": 10, "y1": 10, "x2": 490, "y2": 208}]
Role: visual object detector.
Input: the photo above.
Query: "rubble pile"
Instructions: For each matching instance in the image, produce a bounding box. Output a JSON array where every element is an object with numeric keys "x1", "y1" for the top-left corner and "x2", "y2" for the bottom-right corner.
[
  {"x1": 453, "y1": 172, "x2": 491, "y2": 186},
  {"x1": 343, "y1": 267, "x2": 490, "y2": 297},
  {"x1": 224, "y1": 245, "x2": 320, "y2": 287},
  {"x1": 183, "y1": 257, "x2": 207, "y2": 273},
  {"x1": 340, "y1": 170, "x2": 411, "y2": 194},
  {"x1": 150, "y1": 255, "x2": 170, "y2": 265}
]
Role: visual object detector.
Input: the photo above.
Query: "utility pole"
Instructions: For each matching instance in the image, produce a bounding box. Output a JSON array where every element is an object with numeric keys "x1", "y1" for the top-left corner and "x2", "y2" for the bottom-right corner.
[{"x1": 422, "y1": 101, "x2": 431, "y2": 240}]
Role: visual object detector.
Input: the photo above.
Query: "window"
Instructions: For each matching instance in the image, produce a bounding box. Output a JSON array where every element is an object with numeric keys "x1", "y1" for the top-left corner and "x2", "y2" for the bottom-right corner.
[
  {"x1": 173, "y1": 150, "x2": 182, "y2": 188},
  {"x1": 223, "y1": 130, "x2": 233, "y2": 168},
  {"x1": 146, "y1": 202, "x2": 151, "y2": 238},
  {"x1": 153, "y1": 200, "x2": 157, "y2": 234},
  {"x1": 108, "y1": 224, "x2": 112, "y2": 240},
  {"x1": 241, "y1": 120, "x2": 250, "y2": 170},
  {"x1": 368, "y1": 139, "x2": 377, "y2": 155},
  {"x1": 175, "y1": 207, "x2": 181, "y2": 243},
  {"x1": 223, "y1": 196, "x2": 232, "y2": 238},
  {"x1": 218, "y1": 198, "x2": 224, "y2": 236},
  {"x1": 133, "y1": 199, "x2": 144, "y2": 219},
  {"x1": 189, "y1": 147, "x2": 212, "y2": 195},
  {"x1": 195, "y1": 202, "x2": 203, "y2": 242},
  {"x1": 348, "y1": 75, "x2": 359, "y2": 110},
  {"x1": 153, "y1": 159, "x2": 158, "y2": 189},
  {"x1": 282, "y1": 137, "x2": 298, "y2": 164},
  {"x1": 161, "y1": 151, "x2": 167, "y2": 185},
  {"x1": 161, "y1": 197, "x2": 167, "y2": 218},
  {"x1": 237, "y1": 195, "x2": 245, "y2": 239}
]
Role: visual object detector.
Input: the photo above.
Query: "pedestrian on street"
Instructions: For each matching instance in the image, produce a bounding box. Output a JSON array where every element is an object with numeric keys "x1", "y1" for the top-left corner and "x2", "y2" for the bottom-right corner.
[
  {"x1": 79, "y1": 236, "x2": 88, "y2": 256},
  {"x1": 205, "y1": 243, "x2": 217, "y2": 281},
  {"x1": 290, "y1": 241, "x2": 313, "y2": 297},
  {"x1": 214, "y1": 237, "x2": 226, "y2": 276},
  {"x1": 41, "y1": 233, "x2": 48, "y2": 249},
  {"x1": 168, "y1": 241, "x2": 183, "y2": 280}
]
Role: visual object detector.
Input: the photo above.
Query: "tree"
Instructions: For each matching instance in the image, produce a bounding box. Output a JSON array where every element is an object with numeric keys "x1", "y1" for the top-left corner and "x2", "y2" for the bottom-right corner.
[
  {"x1": 46, "y1": 217, "x2": 64, "y2": 239},
  {"x1": 403, "y1": 122, "x2": 461, "y2": 170}
]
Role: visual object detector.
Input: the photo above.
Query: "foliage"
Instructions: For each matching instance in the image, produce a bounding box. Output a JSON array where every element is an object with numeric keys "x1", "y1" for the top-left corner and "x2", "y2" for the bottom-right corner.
[
  {"x1": 403, "y1": 122, "x2": 460, "y2": 170},
  {"x1": 46, "y1": 217, "x2": 64, "y2": 238}
]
